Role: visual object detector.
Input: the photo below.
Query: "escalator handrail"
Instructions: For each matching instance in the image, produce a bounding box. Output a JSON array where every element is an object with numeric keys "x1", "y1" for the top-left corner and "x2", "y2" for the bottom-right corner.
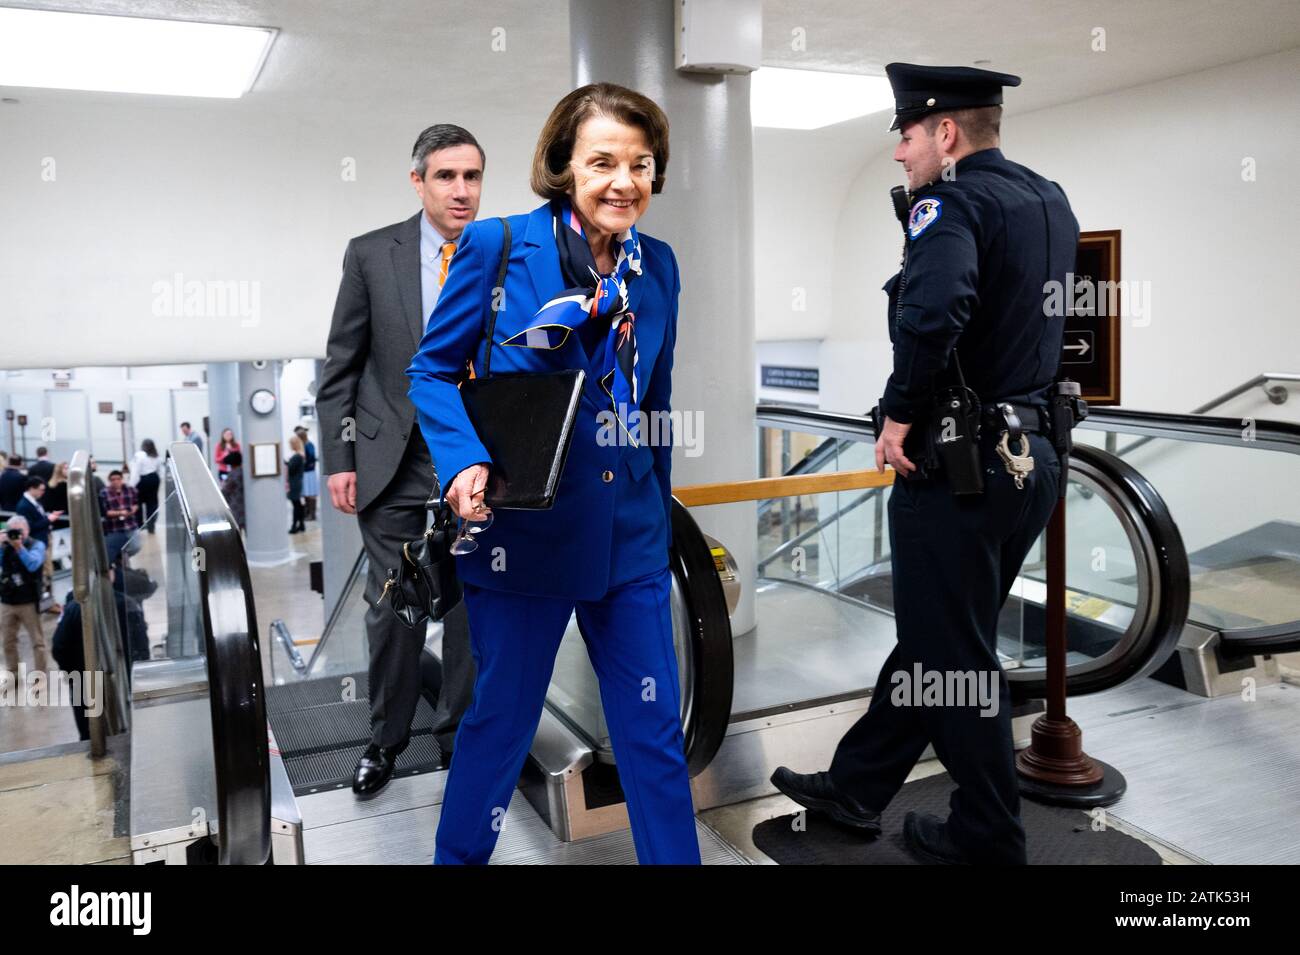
[
  {"x1": 1007, "y1": 444, "x2": 1190, "y2": 700},
  {"x1": 168, "y1": 441, "x2": 271, "y2": 865},
  {"x1": 758, "y1": 401, "x2": 1300, "y2": 455},
  {"x1": 669, "y1": 498, "x2": 734, "y2": 775},
  {"x1": 1080, "y1": 406, "x2": 1300, "y2": 454},
  {"x1": 1219, "y1": 621, "x2": 1300, "y2": 656},
  {"x1": 67, "y1": 450, "x2": 130, "y2": 754},
  {"x1": 754, "y1": 404, "x2": 1194, "y2": 700}
]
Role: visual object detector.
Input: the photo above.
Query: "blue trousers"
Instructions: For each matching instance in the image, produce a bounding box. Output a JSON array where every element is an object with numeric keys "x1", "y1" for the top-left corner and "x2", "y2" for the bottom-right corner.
[{"x1": 433, "y1": 566, "x2": 701, "y2": 865}]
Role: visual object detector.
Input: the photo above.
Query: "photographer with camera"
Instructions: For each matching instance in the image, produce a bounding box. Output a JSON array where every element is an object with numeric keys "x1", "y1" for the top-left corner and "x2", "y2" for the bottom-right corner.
[{"x1": 1, "y1": 515, "x2": 48, "y2": 683}]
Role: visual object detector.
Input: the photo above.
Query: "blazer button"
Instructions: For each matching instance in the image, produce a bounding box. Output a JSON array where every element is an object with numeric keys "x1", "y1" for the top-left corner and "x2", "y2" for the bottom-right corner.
[{"x1": 601, "y1": 469, "x2": 614, "y2": 483}]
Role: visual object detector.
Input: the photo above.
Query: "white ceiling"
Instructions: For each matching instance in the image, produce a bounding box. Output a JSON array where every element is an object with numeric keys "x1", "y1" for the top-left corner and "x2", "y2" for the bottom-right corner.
[{"x1": 3, "y1": 0, "x2": 1298, "y2": 118}]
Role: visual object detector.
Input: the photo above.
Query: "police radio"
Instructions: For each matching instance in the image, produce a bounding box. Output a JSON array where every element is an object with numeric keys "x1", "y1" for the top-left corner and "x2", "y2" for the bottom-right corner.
[{"x1": 890, "y1": 185, "x2": 911, "y2": 231}]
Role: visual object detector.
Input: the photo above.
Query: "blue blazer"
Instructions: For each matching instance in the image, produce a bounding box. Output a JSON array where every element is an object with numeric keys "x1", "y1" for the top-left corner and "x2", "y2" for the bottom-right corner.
[{"x1": 406, "y1": 202, "x2": 680, "y2": 601}]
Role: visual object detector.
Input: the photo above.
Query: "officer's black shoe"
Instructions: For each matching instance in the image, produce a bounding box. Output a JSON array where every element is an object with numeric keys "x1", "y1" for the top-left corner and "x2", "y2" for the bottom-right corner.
[
  {"x1": 351, "y1": 738, "x2": 409, "y2": 798},
  {"x1": 902, "y1": 811, "x2": 971, "y2": 865},
  {"x1": 770, "y1": 767, "x2": 882, "y2": 834}
]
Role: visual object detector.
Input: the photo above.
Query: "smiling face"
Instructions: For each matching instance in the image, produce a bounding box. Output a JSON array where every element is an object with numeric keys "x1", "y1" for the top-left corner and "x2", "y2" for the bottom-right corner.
[
  {"x1": 567, "y1": 114, "x2": 654, "y2": 242},
  {"x1": 410, "y1": 143, "x2": 483, "y2": 241},
  {"x1": 893, "y1": 118, "x2": 946, "y2": 191}
]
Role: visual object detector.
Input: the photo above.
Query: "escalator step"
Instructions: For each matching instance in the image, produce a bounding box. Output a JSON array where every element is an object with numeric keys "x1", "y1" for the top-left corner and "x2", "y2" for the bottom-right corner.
[
  {"x1": 270, "y1": 697, "x2": 439, "y2": 757},
  {"x1": 282, "y1": 734, "x2": 444, "y2": 796},
  {"x1": 266, "y1": 671, "x2": 370, "y2": 714}
]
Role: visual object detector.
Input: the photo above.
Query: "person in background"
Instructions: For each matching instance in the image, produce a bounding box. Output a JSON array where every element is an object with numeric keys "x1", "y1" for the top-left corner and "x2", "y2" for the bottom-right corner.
[
  {"x1": 43, "y1": 462, "x2": 70, "y2": 520},
  {"x1": 285, "y1": 436, "x2": 306, "y2": 534},
  {"x1": 28, "y1": 447, "x2": 54, "y2": 485},
  {"x1": 16, "y1": 477, "x2": 56, "y2": 546},
  {"x1": 318, "y1": 122, "x2": 484, "y2": 794},
  {"x1": 220, "y1": 450, "x2": 246, "y2": 530},
  {"x1": 1, "y1": 514, "x2": 48, "y2": 681},
  {"x1": 179, "y1": 421, "x2": 205, "y2": 458},
  {"x1": 99, "y1": 470, "x2": 140, "y2": 565},
  {"x1": 129, "y1": 439, "x2": 163, "y2": 534},
  {"x1": 52, "y1": 569, "x2": 148, "y2": 737},
  {"x1": 0, "y1": 454, "x2": 27, "y2": 512},
  {"x1": 214, "y1": 428, "x2": 241, "y2": 481},
  {"x1": 294, "y1": 426, "x2": 319, "y2": 521}
]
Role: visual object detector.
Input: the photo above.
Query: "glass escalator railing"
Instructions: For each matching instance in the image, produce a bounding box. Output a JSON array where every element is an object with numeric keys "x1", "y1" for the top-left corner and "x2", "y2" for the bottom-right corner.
[
  {"x1": 1075, "y1": 407, "x2": 1300, "y2": 657},
  {"x1": 753, "y1": 404, "x2": 1191, "y2": 705}
]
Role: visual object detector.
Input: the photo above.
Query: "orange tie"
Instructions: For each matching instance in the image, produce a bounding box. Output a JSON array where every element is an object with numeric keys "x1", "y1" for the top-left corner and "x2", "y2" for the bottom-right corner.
[{"x1": 438, "y1": 241, "x2": 457, "y2": 287}]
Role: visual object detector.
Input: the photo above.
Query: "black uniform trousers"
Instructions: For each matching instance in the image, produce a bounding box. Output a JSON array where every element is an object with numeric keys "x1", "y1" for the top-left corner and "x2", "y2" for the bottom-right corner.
[
  {"x1": 356, "y1": 429, "x2": 476, "y2": 753},
  {"x1": 829, "y1": 431, "x2": 1059, "y2": 864}
]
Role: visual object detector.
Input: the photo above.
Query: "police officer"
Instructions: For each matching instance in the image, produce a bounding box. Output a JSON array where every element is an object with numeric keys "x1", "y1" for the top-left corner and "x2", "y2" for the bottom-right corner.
[{"x1": 772, "y1": 63, "x2": 1080, "y2": 864}]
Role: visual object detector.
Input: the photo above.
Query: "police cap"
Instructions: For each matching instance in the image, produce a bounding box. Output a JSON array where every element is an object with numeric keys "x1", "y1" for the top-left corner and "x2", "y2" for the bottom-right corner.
[{"x1": 885, "y1": 62, "x2": 1021, "y2": 131}]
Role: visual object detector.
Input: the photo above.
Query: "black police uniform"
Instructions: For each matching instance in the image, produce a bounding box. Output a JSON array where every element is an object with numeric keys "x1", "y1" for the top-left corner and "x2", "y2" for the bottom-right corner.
[{"x1": 826, "y1": 64, "x2": 1081, "y2": 864}]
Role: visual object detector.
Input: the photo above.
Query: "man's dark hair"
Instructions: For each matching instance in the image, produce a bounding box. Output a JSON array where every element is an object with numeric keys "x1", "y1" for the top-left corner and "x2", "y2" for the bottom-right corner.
[
  {"x1": 25, "y1": 476, "x2": 45, "y2": 491},
  {"x1": 35, "y1": 446, "x2": 48, "y2": 457},
  {"x1": 180, "y1": 421, "x2": 191, "y2": 430},
  {"x1": 8, "y1": 454, "x2": 22, "y2": 466},
  {"x1": 920, "y1": 105, "x2": 1002, "y2": 149},
  {"x1": 411, "y1": 124, "x2": 485, "y2": 178},
  {"x1": 108, "y1": 470, "x2": 124, "y2": 480}
]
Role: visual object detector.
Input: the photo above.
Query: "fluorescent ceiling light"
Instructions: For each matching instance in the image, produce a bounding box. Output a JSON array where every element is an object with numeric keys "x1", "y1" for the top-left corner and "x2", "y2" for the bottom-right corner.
[
  {"x1": 751, "y1": 67, "x2": 893, "y2": 130},
  {"x1": 0, "y1": 7, "x2": 276, "y2": 98}
]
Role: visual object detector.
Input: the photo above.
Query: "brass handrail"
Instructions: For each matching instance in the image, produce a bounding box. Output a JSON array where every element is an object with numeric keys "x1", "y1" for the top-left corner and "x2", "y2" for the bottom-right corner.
[{"x1": 673, "y1": 467, "x2": 894, "y2": 507}]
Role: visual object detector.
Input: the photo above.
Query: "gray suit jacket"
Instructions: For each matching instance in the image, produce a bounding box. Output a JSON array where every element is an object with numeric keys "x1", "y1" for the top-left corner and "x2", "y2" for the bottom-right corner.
[{"x1": 317, "y1": 212, "x2": 435, "y2": 513}]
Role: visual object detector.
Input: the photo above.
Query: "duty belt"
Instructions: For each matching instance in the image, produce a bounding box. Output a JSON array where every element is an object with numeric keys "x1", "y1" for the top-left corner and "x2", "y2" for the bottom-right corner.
[
  {"x1": 981, "y1": 402, "x2": 1046, "y2": 437},
  {"x1": 983, "y1": 401, "x2": 1043, "y2": 490}
]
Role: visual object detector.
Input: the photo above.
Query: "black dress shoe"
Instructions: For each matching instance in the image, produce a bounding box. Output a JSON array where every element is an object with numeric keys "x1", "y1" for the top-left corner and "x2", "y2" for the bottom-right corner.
[
  {"x1": 770, "y1": 767, "x2": 882, "y2": 834},
  {"x1": 903, "y1": 811, "x2": 970, "y2": 864},
  {"x1": 352, "y1": 739, "x2": 409, "y2": 797}
]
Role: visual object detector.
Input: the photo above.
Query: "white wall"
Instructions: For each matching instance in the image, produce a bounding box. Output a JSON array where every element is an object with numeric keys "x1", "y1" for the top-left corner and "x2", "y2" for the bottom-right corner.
[
  {"x1": 0, "y1": 95, "x2": 558, "y2": 369},
  {"x1": 0, "y1": 364, "x2": 209, "y2": 465},
  {"x1": 824, "y1": 47, "x2": 1300, "y2": 417}
]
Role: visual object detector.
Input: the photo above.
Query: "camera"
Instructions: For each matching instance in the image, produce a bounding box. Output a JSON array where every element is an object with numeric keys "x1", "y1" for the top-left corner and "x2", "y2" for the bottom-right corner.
[{"x1": 5, "y1": 529, "x2": 21, "y2": 542}]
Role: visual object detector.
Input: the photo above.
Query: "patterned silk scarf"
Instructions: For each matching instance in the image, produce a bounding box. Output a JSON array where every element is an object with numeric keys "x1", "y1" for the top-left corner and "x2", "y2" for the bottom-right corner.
[{"x1": 523, "y1": 199, "x2": 643, "y2": 445}]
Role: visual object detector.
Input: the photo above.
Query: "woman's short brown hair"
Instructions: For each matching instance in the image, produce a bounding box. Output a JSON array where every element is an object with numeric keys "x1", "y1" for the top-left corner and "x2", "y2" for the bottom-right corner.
[{"x1": 531, "y1": 83, "x2": 670, "y2": 198}]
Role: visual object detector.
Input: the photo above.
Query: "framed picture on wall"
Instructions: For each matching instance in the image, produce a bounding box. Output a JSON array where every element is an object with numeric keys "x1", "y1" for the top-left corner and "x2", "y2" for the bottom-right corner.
[
  {"x1": 250, "y1": 441, "x2": 281, "y2": 478},
  {"x1": 1066, "y1": 229, "x2": 1122, "y2": 406}
]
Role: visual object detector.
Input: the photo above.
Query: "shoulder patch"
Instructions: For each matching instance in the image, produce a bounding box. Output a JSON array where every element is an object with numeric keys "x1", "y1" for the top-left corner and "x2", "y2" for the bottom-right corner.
[{"x1": 907, "y1": 197, "x2": 943, "y2": 239}]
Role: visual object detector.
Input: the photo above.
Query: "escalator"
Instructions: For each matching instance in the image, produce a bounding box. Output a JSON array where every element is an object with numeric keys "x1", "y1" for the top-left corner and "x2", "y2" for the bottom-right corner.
[{"x1": 126, "y1": 399, "x2": 1300, "y2": 863}]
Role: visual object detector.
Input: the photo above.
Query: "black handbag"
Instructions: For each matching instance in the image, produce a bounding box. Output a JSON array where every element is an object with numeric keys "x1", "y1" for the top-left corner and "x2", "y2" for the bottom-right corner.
[
  {"x1": 459, "y1": 218, "x2": 584, "y2": 509},
  {"x1": 381, "y1": 496, "x2": 463, "y2": 630},
  {"x1": 382, "y1": 216, "x2": 583, "y2": 629}
]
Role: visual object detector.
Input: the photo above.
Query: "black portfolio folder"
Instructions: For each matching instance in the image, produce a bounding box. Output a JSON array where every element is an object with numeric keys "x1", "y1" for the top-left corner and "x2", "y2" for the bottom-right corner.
[{"x1": 459, "y1": 368, "x2": 585, "y2": 509}]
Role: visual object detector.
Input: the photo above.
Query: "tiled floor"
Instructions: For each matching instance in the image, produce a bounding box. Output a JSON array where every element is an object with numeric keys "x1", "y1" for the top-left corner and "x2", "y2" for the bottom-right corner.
[{"x1": 0, "y1": 738, "x2": 129, "y2": 864}]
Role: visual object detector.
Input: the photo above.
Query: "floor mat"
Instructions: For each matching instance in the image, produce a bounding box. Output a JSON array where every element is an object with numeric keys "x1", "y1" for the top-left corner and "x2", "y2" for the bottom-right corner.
[{"x1": 752, "y1": 772, "x2": 1161, "y2": 864}]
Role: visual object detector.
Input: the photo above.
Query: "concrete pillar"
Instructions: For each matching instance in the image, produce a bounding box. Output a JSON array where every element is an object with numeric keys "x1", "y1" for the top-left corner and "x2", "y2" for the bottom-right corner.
[
  {"x1": 313, "y1": 359, "x2": 364, "y2": 620},
  {"x1": 206, "y1": 361, "x2": 240, "y2": 477},
  {"x1": 237, "y1": 360, "x2": 291, "y2": 566},
  {"x1": 570, "y1": 0, "x2": 758, "y2": 635}
]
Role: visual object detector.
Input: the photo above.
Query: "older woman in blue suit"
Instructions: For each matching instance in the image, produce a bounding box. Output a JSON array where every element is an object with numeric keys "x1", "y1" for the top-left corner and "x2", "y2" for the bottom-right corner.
[{"x1": 406, "y1": 83, "x2": 699, "y2": 865}]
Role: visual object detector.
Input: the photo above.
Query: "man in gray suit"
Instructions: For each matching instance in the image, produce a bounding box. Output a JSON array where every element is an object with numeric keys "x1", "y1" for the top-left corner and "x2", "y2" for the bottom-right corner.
[{"x1": 317, "y1": 124, "x2": 482, "y2": 796}]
